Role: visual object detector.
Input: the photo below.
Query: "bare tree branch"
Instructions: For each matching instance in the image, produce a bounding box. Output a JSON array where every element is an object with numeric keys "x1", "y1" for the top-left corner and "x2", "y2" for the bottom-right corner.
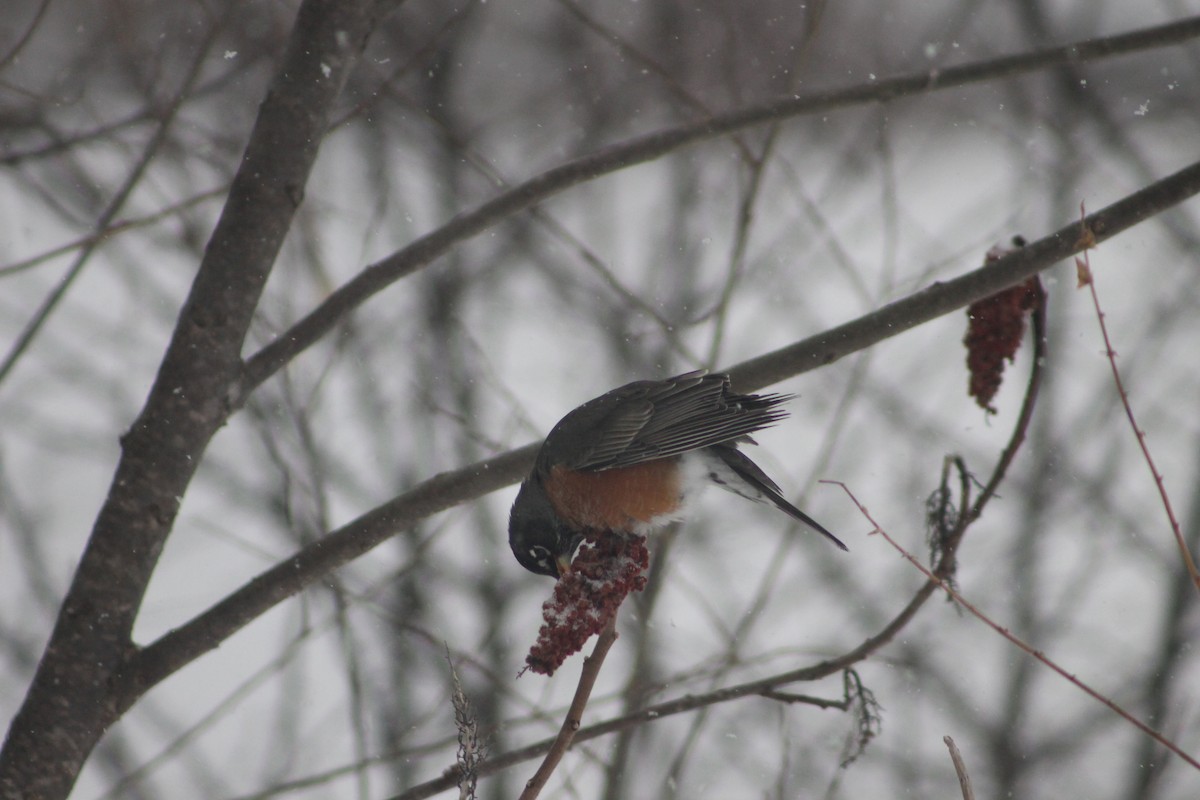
[
  {"x1": 944, "y1": 735, "x2": 976, "y2": 800},
  {"x1": 517, "y1": 617, "x2": 619, "y2": 800},
  {"x1": 0, "y1": 22, "x2": 222, "y2": 388},
  {"x1": 239, "y1": 15, "x2": 1200, "y2": 396},
  {"x1": 1078, "y1": 236, "x2": 1200, "y2": 595},
  {"x1": 0, "y1": 1, "x2": 383, "y2": 796},
  {"x1": 833, "y1": 482, "x2": 1200, "y2": 774}
]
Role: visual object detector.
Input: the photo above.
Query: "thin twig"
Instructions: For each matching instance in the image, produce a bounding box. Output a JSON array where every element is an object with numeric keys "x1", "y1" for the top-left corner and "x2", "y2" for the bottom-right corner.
[
  {"x1": 1075, "y1": 208, "x2": 1200, "y2": 596},
  {"x1": 943, "y1": 736, "x2": 975, "y2": 800},
  {"x1": 829, "y1": 481, "x2": 1200, "y2": 774},
  {"x1": 517, "y1": 616, "x2": 619, "y2": 800},
  {"x1": 0, "y1": 0, "x2": 52, "y2": 72},
  {"x1": 0, "y1": 186, "x2": 227, "y2": 278},
  {"x1": 0, "y1": 22, "x2": 224, "y2": 389},
  {"x1": 759, "y1": 690, "x2": 848, "y2": 710}
]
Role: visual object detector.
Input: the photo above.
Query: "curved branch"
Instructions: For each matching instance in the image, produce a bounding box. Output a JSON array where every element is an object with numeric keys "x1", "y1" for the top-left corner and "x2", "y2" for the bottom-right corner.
[{"x1": 239, "y1": 16, "x2": 1200, "y2": 396}]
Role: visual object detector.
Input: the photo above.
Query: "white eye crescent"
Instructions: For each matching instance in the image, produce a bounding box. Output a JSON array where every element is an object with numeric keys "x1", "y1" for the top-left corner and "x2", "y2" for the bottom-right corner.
[{"x1": 528, "y1": 546, "x2": 554, "y2": 571}]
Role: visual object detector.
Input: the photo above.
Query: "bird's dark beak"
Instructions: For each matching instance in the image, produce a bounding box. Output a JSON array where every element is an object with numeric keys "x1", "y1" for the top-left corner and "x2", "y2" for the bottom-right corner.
[{"x1": 555, "y1": 553, "x2": 573, "y2": 578}]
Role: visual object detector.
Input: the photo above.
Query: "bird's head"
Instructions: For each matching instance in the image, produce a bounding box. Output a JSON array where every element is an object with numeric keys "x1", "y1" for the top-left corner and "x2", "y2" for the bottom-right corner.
[{"x1": 508, "y1": 480, "x2": 583, "y2": 578}]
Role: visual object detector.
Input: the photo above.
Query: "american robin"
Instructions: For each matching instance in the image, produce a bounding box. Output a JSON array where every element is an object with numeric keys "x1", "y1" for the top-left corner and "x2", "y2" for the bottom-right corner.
[{"x1": 508, "y1": 370, "x2": 846, "y2": 578}]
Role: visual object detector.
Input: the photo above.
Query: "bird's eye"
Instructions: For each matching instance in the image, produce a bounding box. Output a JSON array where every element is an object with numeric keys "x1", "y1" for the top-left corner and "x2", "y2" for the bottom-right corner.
[{"x1": 528, "y1": 546, "x2": 554, "y2": 573}]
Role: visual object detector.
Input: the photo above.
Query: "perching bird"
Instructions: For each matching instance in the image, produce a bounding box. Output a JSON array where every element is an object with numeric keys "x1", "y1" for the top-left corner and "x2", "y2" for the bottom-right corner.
[{"x1": 508, "y1": 370, "x2": 846, "y2": 577}]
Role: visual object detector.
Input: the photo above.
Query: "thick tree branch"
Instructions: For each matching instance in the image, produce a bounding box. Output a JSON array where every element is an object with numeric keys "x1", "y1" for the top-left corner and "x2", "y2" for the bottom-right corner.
[
  {"x1": 239, "y1": 16, "x2": 1200, "y2": 395},
  {"x1": 0, "y1": 2, "x2": 380, "y2": 797}
]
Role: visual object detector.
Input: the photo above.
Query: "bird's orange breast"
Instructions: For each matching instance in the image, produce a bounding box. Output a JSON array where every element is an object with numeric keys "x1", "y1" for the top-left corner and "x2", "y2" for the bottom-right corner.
[{"x1": 545, "y1": 459, "x2": 683, "y2": 531}]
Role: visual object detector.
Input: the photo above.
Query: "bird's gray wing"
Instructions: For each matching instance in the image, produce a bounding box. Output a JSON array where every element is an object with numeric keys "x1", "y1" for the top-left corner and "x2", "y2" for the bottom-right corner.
[{"x1": 536, "y1": 371, "x2": 790, "y2": 472}]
